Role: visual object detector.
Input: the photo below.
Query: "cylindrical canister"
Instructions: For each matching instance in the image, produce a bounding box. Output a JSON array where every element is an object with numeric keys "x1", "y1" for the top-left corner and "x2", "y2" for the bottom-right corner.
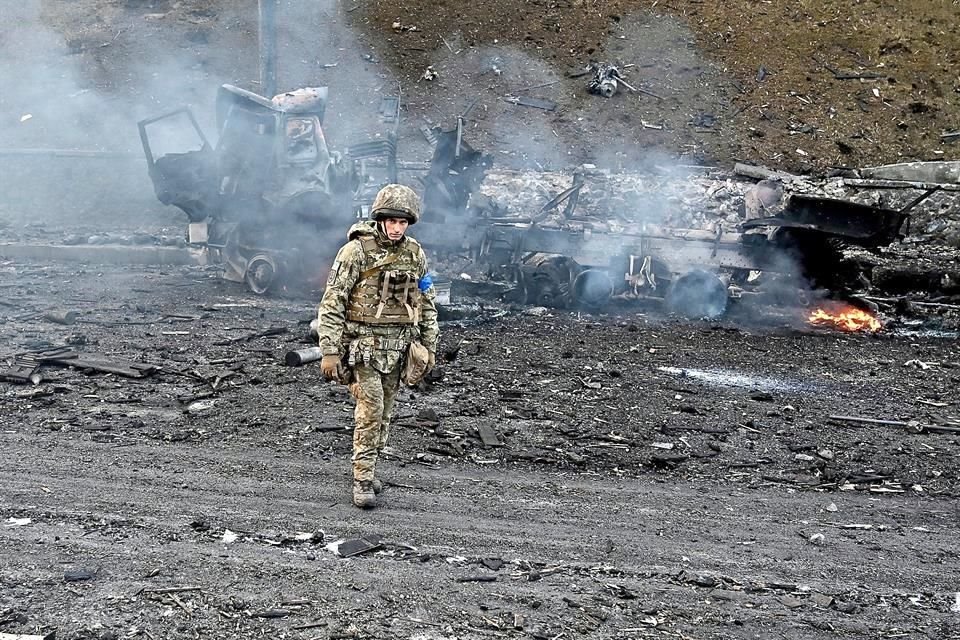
[
  {"x1": 43, "y1": 310, "x2": 79, "y2": 325},
  {"x1": 284, "y1": 346, "x2": 323, "y2": 367}
]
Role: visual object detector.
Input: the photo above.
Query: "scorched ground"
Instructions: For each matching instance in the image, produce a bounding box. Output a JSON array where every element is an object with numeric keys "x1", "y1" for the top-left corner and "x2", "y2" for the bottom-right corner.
[{"x1": 1, "y1": 260, "x2": 959, "y2": 640}]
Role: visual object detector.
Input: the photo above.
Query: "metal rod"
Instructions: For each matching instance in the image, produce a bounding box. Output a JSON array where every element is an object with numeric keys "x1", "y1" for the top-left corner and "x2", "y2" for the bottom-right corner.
[
  {"x1": 259, "y1": 0, "x2": 278, "y2": 97},
  {"x1": 898, "y1": 186, "x2": 942, "y2": 215},
  {"x1": 455, "y1": 117, "x2": 463, "y2": 158}
]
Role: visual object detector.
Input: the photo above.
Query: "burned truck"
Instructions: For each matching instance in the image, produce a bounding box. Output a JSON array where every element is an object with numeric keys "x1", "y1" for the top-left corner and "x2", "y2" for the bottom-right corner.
[
  {"x1": 414, "y1": 139, "x2": 919, "y2": 318},
  {"x1": 477, "y1": 193, "x2": 911, "y2": 318},
  {"x1": 138, "y1": 84, "x2": 397, "y2": 293},
  {"x1": 140, "y1": 89, "x2": 918, "y2": 317}
]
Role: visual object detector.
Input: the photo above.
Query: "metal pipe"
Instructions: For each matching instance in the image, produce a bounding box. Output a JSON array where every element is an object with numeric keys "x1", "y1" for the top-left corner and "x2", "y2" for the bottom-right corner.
[
  {"x1": 43, "y1": 310, "x2": 79, "y2": 325},
  {"x1": 259, "y1": 0, "x2": 278, "y2": 97},
  {"x1": 285, "y1": 346, "x2": 323, "y2": 367}
]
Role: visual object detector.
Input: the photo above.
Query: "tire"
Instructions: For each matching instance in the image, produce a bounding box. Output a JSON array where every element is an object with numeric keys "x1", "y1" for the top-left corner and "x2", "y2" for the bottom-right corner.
[{"x1": 666, "y1": 269, "x2": 728, "y2": 319}]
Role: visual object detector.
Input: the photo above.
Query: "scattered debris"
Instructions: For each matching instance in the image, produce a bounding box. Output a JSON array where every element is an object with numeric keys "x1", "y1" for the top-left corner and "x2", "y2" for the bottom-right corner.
[
  {"x1": 807, "y1": 533, "x2": 826, "y2": 545},
  {"x1": 501, "y1": 95, "x2": 557, "y2": 111},
  {"x1": 588, "y1": 63, "x2": 627, "y2": 98},
  {"x1": 214, "y1": 327, "x2": 288, "y2": 346},
  {"x1": 35, "y1": 350, "x2": 158, "y2": 378},
  {"x1": 3, "y1": 518, "x2": 32, "y2": 527},
  {"x1": 64, "y1": 568, "x2": 97, "y2": 582},
  {"x1": 330, "y1": 534, "x2": 383, "y2": 558},
  {"x1": 477, "y1": 423, "x2": 503, "y2": 447},
  {"x1": 456, "y1": 575, "x2": 497, "y2": 583},
  {"x1": 140, "y1": 586, "x2": 202, "y2": 595},
  {"x1": 829, "y1": 414, "x2": 912, "y2": 428},
  {"x1": 823, "y1": 63, "x2": 886, "y2": 81},
  {"x1": 251, "y1": 608, "x2": 291, "y2": 619},
  {"x1": 0, "y1": 361, "x2": 42, "y2": 385},
  {"x1": 42, "y1": 310, "x2": 79, "y2": 325}
]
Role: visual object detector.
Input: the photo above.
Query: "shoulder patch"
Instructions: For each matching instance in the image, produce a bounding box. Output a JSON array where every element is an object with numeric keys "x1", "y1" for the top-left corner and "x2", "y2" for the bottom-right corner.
[{"x1": 326, "y1": 260, "x2": 341, "y2": 287}]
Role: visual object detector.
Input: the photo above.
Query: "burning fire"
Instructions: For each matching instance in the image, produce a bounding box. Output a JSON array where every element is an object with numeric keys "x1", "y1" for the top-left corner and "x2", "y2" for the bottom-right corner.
[{"x1": 808, "y1": 304, "x2": 882, "y2": 333}]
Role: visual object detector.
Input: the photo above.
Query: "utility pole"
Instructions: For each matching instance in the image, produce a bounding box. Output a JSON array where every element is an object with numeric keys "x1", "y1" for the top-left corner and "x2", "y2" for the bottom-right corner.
[{"x1": 258, "y1": 0, "x2": 278, "y2": 97}]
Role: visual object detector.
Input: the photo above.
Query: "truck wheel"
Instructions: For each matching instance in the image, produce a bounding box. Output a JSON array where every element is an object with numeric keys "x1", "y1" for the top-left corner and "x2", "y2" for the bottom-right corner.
[
  {"x1": 667, "y1": 270, "x2": 728, "y2": 319},
  {"x1": 245, "y1": 254, "x2": 278, "y2": 295},
  {"x1": 572, "y1": 268, "x2": 614, "y2": 309}
]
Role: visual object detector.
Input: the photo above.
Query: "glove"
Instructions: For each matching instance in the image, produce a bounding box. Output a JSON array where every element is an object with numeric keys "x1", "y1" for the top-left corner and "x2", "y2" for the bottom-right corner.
[
  {"x1": 320, "y1": 354, "x2": 344, "y2": 382},
  {"x1": 426, "y1": 350, "x2": 436, "y2": 373}
]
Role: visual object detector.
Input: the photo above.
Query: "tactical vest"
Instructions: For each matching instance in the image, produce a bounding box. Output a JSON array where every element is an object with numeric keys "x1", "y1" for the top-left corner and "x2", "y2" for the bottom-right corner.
[{"x1": 346, "y1": 236, "x2": 422, "y2": 325}]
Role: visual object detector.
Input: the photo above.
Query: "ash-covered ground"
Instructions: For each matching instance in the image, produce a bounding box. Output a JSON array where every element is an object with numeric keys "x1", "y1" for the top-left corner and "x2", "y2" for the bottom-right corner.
[{"x1": 1, "y1": 259, "x2": 960, "y2": 640}]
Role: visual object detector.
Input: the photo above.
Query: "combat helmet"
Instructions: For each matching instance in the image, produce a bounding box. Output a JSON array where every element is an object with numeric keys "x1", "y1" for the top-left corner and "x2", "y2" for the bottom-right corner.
[{"x1": 370, "y1": 184, "x2": 421, "y2": 225}]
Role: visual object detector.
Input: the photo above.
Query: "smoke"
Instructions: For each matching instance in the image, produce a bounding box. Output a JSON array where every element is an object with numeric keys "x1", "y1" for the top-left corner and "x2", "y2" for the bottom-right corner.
[
  {"x1": 0, "y1": 1, "x2": 220, "y2": 230},
  {"x1": 0, "y1": 0, "x2": 401, "y2": 235},
  {"x1": 0, "y1": 0, "x2": 817, "y2": 314},
  {"x1": 460, "y1": 45, "x2": 569, "y2": 170},
  {"x1": 271, "y1": 0, "x2": 393, "y2": 147}
]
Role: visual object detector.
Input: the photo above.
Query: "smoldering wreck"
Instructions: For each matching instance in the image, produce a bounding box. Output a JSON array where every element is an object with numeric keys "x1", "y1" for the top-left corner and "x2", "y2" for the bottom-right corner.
[{"x1": 132, "y1": 82, "x2": 959, "y2": 337}]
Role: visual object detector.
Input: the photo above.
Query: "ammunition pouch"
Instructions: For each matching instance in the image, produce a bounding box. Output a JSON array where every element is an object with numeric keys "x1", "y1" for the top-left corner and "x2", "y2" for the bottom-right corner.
[
  {"x1": 346, "y1": 336, "x2": 409, "y2": 368},
  {"x1": 374, "y1": 337, "x2": 406, "y2": 351},
  {"x1": 403, "y1": 340, "x2": 430, "y2": 386},
  {"x1": 346, "y1": 268, "x2": 421, "y2": 325}
]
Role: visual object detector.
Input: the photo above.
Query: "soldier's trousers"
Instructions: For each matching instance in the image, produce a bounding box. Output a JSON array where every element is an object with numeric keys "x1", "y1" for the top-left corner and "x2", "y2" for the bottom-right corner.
[{"x1": 349, "y1": 363, "x2": 402, "y2": 481}]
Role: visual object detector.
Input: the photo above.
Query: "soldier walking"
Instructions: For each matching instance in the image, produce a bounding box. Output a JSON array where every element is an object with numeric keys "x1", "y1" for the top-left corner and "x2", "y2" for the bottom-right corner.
[{"x1": 315, "y1": 184, "x2": 440, "y2": 508}]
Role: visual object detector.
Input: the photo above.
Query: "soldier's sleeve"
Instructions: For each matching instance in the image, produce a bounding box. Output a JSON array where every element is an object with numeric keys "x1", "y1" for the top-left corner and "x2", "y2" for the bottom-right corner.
[
  {"x1": 316, "y1": 241, "x2": 363, "y2": 355},
  {"x1": 416, "y1": 246, "x2": 440, "y2": 353}
]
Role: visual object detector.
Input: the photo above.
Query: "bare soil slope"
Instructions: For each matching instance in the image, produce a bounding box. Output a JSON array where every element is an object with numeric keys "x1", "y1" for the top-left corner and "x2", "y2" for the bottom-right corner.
[{"x1": 35, "y1": 0, "x2": 960, "y2": 171}]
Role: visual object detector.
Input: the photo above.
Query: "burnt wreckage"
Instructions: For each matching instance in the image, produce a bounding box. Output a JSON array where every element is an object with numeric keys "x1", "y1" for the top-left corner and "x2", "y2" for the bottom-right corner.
[
  {"x1": 138, "y1": 84, "x2": 397, "y2": 293},
  {"x1": 140, "y1": 87, "x2": 919, "y2": 317},
  {"x1": 416, "y1": 133, "x2": 919, "y2": 318}
]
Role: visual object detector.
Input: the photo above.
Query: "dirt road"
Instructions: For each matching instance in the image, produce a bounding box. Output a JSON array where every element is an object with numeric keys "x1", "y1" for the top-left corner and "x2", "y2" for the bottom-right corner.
[{"x1": 2, "y1": 261, "x2": 959, "y2": 639}]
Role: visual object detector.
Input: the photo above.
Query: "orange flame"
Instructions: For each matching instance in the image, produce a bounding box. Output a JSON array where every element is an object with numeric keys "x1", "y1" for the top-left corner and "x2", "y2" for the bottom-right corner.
[{"x1": 808, "y1": 304, "x2": 882, "y2": 333}]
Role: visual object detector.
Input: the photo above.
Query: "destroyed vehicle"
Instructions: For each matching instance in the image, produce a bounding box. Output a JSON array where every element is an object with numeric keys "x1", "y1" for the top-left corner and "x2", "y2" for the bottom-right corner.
[
  {"x1": 416, "y1": 162, "x2": 915, "y2": 317},
  {"x1": 138, "y1": 84, "x2": 398, "y2": 293},
  {"x1": 487, "y1": 193, "x2": 912, "y2": 317},
  {"x1": 420, "y1": 123, "x2": 494, "y2": 224}
]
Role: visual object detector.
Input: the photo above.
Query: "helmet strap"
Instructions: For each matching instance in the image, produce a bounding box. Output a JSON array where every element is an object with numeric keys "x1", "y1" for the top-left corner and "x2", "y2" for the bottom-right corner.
[{"x1": 375, "y1": 219, "x2": 402, "y2": 245}]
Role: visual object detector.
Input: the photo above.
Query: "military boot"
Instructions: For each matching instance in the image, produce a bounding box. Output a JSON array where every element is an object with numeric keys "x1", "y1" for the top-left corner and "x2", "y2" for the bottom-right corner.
[
  {"x1": 352, "y1": 480, "x2": 377, "y2": 508},
  {"x1": 371, "y1": 478, "x2": 383, "y2": 494}
]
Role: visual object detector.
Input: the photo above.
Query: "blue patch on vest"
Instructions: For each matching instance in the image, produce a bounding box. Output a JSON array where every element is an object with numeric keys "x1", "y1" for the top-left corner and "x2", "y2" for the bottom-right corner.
[{"x1": 418, "y1": 273, "x2": 433, "y2": 292}]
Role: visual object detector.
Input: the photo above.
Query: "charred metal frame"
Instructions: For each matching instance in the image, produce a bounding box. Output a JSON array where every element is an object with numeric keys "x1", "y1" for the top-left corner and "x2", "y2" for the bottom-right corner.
[
  {"x1": 138, "y1": 102, "x2": 913, "y2": 311},
  {"x1": 415, "y1": 145, "x2": 913, "y2": 313},
  {"x1": 137, "y1": 84, "x2": 400, "y2": 294}
]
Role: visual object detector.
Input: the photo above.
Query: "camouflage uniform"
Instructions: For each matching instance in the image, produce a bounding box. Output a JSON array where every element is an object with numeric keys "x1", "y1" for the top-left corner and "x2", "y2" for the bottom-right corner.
[{"x1": 315, "y1": 185, "x2": 439, "y2": 506}]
